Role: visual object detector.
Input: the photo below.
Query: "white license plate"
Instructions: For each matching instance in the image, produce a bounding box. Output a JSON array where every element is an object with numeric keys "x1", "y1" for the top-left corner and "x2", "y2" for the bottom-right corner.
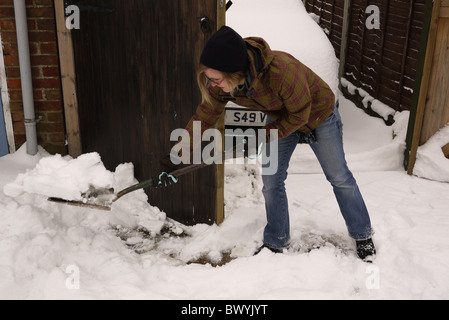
[{"x1": 225, "y1": 108, "x2": 267, "y2": 127}]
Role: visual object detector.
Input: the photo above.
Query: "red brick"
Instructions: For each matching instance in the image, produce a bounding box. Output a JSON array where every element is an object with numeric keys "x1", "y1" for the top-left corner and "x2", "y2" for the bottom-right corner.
[
  {"x1": 2, "y1": 42, "x2": 18, "y2": 55},
  {"x1": 12, "y1": 120, "x2": 25, "y2": 133},
  {"x1": 48, "y1": 132, "x2": 66, "y2": 143},
  {"x1": 5, "y1": 66, "x2": 21, "y2": 78},
  {"x1": 39, "y1": 42, "x2": 57, "y2": 54},
  {"x1": 14, "y1": 134, "x2": 26, "y2": 147},
  {"x1": 37, "y1": 133, "x2": 49, "y2": 144},
  {"x1": 0, "y1": 19, "x2": 15, "y2": 30},
  {"x1": 11, "y1": 111, "x2": 24, "y2": 122},
  {"x1": 27, "y1": 19, "x2": 37, "y2": 30},
  {"x1": 9, "y1": 101, "x2": 23, "y2": 111},
  {"x1": 43, "y1": 89, "x2": 62, "y2": 100},
  {"x1": 33, "y1": 89, "x2": 44, "y2": 100},
  {"x1": 28, "y1": 31, "x2": 57, "y2": 43},
  {"x1": 0, "y1": 0, "x2": 14, "y2": 6},
  {"x1": 30, "y1": 66, "x2": 40, "y2": 77},
  {"x1": 8, "y1": 90, "x2": 23, "y2": 102},
  {"x1": 37, "y1": 122, "x2": 64, "y2": 133},
  {"x1": 46, "y1": 111, "x2": 64, "y2": 122},
  {"x1": 0, "y1": 8, "x2": 15, "y2": 19},
  {"x1": 7, "y1": 78, "x2": 22, "y2": 89},
  {"x1": 27, "y1": 8, "x2": 54, "y2": 19},
  {"x1": 34, "y1": 100, "x2": 63, "y2": 111},
  {"x1": 32, "y1": 78, "x2": 60, "y2": 89},
  {"x1": 30, "y1": 55, "x2": 58, "y2": 66},
  {"x1": 0, "y1": 31, "x2": 18, "y2": 44},
  {"x1": 4, "y1": 55, "x2": 19, "y2": 66},
  {"x1": 34, "y1": 0, "x2": 54, "y2": 6},
  {"x1": 36, "y1": 18, "x2": 56, "y2": 31},
  {"x1": 42, "y1": 66, "x2": 59, "y2": 77},
  {"x1": 29, "y1": 42, "x2": 39, "y2": 55}
]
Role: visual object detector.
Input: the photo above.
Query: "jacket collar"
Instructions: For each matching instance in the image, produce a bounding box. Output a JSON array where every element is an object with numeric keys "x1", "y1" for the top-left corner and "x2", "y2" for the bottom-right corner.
[{"x1": 243, "y1": 37, "x2": 275, "y2": 98}]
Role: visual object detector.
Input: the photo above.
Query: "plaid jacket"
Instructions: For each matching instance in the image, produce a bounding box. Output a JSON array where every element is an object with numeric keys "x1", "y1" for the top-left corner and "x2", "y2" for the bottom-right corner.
[{"x1": 185, "y1": 37, "x2": 335, "y2": 142}]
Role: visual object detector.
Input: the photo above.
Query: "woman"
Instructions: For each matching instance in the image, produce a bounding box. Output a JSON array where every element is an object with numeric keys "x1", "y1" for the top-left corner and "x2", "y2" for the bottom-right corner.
[{"x1": 179, "y1": 26, "x2": 376, "y2": 261}]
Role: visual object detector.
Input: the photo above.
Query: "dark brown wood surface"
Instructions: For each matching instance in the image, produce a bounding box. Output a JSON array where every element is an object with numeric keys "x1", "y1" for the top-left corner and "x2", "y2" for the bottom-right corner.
[
  {"x1": 305, "y1": 0, "x2": 427, "y2": 112},
  {"x1": 69, "y1": 0, "x2": 220, "y2": 225}
]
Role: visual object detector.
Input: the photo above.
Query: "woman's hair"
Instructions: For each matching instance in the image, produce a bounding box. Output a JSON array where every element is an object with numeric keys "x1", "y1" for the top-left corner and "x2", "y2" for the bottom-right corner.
[{"x1": 197, "y1": 63, "x2": 246, "y2": 105}]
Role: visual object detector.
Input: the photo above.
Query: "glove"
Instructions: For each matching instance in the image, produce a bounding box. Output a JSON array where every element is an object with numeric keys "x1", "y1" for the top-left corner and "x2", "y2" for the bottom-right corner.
[
  {"x1": 153, "y1": 154, "x2": 185, "y2": 188},
  {"x1": 297, "y1": 130, "x2": 317, "y2": 144},
  {"x1": 156, "y1": 171, "x2": 178, "y2": 188}
]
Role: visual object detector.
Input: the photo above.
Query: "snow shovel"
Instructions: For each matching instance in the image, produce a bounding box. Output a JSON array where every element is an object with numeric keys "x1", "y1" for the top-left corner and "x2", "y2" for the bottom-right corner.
[
  {"x1": 48, "y1": 161, "x2": 215, "y2": 211},
  {"x1": 47, "y1": 149, "x2": 238, "y2": 211}
]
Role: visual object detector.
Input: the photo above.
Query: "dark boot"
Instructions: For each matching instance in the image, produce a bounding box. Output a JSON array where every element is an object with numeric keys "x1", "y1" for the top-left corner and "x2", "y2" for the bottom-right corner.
[
  {"x1": 254, "y1": 244, "x2": 284, "y2": 255},
  {"x1": 356, "y1": 238, "x2": 376, "y2": 262}
]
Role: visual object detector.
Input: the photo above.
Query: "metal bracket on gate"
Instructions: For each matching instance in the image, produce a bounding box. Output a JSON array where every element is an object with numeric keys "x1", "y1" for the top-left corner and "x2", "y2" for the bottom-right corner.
[{"x1": 200, "y1": 16, "x2": 212, "y2": 33}]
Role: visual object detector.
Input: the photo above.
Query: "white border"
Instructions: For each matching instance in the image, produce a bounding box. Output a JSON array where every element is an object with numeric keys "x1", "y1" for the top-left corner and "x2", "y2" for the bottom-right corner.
[{"x1": 0, "y1": 31, "x2": 16, "y2": 153}]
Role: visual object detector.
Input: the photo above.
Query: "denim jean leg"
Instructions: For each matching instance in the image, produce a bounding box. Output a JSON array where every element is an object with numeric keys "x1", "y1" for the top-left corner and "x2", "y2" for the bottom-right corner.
[
  {"x1": 261, "y1": 126, "x2": 298, "y2": 249},
  {"x1": 310, "y1": 108, "x2": 373, "y2": 240}
]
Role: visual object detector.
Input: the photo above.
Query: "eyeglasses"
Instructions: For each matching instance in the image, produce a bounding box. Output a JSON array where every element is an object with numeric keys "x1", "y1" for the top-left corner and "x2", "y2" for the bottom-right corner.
[{"x1": 205, "y1": 75, "x2": 224, "y2": 85}]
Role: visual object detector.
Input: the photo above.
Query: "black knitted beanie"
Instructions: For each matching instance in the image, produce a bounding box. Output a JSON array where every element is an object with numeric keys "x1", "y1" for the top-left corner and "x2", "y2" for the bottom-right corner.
[{"x1": 200, "y1": 26, "x2": 248, "y2": 73}]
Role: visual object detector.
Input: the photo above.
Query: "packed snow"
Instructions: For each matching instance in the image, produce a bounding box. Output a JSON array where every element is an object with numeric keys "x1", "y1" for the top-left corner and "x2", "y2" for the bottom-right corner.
[{"x1": 1, "y1": 0, "x2": 449, "y2": 300}]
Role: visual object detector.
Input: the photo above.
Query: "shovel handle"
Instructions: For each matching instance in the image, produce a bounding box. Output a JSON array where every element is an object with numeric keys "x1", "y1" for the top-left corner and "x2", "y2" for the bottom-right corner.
[
  {"x1": 113, "y1": 161, "x2": 215, "y2": 202},
  {"x1": 113, "y1": 148, "x2": 240, "y2": 202}
]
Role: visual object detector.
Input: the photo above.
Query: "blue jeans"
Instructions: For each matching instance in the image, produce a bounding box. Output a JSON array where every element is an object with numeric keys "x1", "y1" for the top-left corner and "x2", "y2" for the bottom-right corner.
[{"x1": 261, "y1": 107, "x2": 373, "y2": 249}]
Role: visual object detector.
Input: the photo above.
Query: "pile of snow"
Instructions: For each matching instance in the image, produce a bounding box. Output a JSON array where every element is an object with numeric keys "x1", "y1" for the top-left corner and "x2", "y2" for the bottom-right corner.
[
  {"x1": 3, "y1": 153, "x2": 114, "y2": 202},
  {"x1": 226, "y1": 0, "x2": 339, "y2": 96},
  {"x1": 340, "y1": 78, "x2": 396, "y2": 122},
  {"x1": 413, "y1": 124, "x2": 449, "y2": 182}
]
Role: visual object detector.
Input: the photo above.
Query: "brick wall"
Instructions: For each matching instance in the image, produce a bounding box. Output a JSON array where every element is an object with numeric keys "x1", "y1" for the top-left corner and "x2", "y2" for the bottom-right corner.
[{"x1": 0, "y1": 0, "x2": 66, "y2": 155}]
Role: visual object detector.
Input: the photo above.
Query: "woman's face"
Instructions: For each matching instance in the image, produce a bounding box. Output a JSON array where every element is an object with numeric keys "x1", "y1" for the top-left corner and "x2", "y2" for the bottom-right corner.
[{"x1": 204, "y1": 68, "x2": 232, "y2": 93}]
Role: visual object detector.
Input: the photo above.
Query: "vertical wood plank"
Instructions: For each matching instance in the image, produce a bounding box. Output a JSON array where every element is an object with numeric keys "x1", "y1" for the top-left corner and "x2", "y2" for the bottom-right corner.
[
  {"x1": 397, "y1": 0, "x2": 415, "y2": 110},
  {"x1": 419, "y1": 17, "x2": 449, "y2": 143},
  {"x1": 215, "y1": 0, "x2": 226, "y2": 225},
  {"x1": 54, "y1": 0, "x2": 82, "y2": 157},
  {"x1": 338, "y1": 0, "x2": 351, "y2": 82},
  {"x1": 407, "y1": 0, "x2": 441, "y2": 174}
]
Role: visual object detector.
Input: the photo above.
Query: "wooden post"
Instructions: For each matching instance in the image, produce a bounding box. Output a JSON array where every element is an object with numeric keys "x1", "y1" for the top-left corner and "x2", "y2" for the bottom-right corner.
[
  {"x1": 338, "y1": 0, "x2": 351, "y2": 86},
  {"x1": 215, "y1": 0, "x2": 226, "y2": 225},
  {"x1": 54, "y1": 0, "x2": 82, "y2": 158},
  {"x1": 407, "y1": 0, "x2": 442, "y2": 175}
]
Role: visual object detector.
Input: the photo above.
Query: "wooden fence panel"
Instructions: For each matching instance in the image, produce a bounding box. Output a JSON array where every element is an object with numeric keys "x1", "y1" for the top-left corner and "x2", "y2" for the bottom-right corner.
[{"x1": 304, "y1": 0, "x2": 427, "y2": 112}]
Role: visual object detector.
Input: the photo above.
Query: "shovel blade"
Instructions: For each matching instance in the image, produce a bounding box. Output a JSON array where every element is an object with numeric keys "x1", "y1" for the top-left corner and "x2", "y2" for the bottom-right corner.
[{"x1": 48, "y1": 197, "x2": 112, "y2": 211}]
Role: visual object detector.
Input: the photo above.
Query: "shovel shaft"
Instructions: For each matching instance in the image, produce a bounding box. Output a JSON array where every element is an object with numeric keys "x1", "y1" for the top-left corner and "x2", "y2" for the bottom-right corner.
[{"x1": 113, "y1": 162, "x2": 211, "y2": 202}]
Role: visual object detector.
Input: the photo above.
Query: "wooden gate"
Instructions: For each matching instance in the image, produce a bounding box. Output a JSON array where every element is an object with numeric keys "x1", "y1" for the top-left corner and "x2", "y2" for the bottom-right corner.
[{"x1": 56, "y1": 0, "x2": 225, "y2": 225}]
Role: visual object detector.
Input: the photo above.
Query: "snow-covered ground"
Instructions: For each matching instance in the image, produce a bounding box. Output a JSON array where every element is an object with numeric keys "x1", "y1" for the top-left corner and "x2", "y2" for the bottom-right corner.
[{"x1": 1, "y1": 0, "x2": 448, "y2": 300}]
